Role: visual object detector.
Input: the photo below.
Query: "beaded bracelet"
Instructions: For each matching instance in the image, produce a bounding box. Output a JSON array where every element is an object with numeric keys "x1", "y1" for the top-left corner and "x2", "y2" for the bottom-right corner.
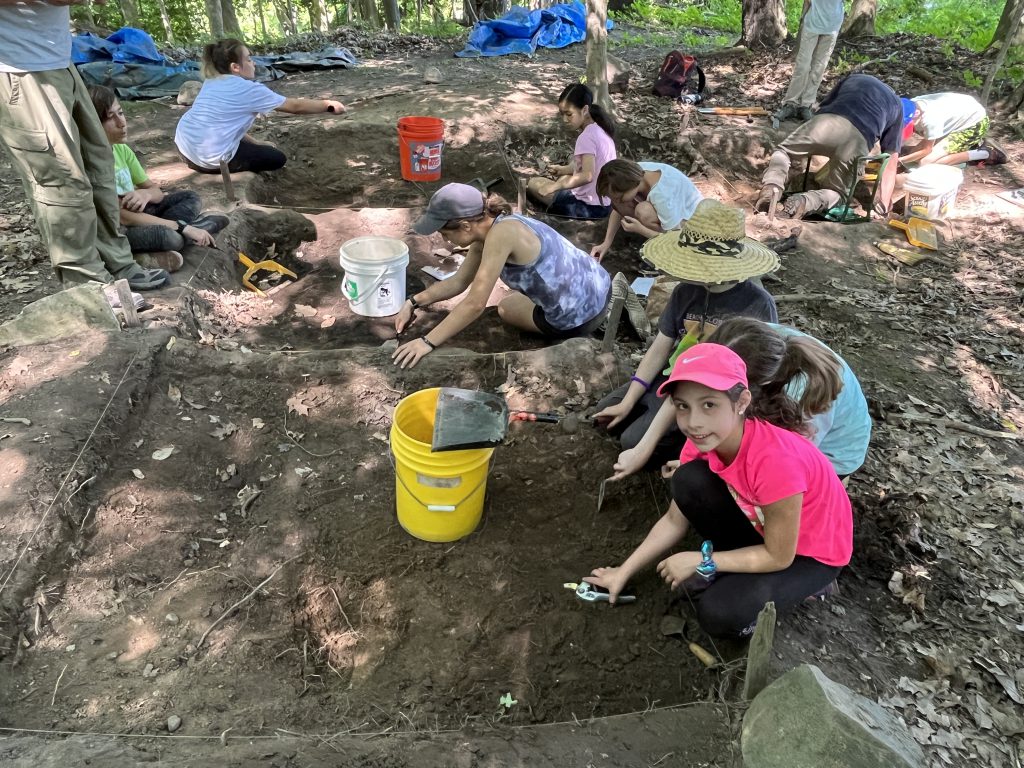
[{"x1": 630, "y1": 375, "x2": 650, "y2": 390}]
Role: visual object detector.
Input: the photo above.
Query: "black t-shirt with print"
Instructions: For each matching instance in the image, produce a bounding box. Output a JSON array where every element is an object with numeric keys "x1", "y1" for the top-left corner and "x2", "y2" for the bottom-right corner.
[{"x1": 657, "y1": 280, "x2": 779, "y2": 343}]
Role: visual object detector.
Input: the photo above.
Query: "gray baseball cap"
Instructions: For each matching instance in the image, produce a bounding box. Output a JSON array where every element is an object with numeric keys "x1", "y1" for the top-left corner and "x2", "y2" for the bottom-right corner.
[{"x1": 413, "y1": 183, "x2": 485, "y2": 235}]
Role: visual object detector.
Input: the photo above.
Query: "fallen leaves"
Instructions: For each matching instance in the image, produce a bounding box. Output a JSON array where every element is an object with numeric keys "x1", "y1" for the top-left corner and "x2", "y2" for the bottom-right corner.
[{"x1": 209, "y1": 422, "x2": 238, "y2": 440}]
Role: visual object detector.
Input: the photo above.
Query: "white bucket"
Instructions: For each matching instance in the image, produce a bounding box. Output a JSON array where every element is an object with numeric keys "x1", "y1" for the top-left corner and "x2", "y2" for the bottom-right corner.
[
  {"x1": 903, "y1": 165, "x2": 963, "y2": 220},
  {"x1": 339, "y1": 236, "x2": 410, "y2": 317}
]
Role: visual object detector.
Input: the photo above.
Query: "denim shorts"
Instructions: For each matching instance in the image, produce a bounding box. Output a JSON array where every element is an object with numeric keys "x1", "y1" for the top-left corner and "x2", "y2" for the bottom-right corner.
[{"x1": 546, "y1": 189, "x2": 611, "y2": 220}]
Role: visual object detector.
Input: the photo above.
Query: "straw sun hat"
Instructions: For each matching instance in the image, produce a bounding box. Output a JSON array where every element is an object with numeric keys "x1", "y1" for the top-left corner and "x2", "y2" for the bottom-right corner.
[{"x1": 641, "y1": 199, "x2": 780, "y2": 285}]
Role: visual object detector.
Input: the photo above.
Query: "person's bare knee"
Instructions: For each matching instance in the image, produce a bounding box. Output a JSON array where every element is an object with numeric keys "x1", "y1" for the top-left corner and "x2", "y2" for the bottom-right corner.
[
  {"x1": 497, "y1": 293, "x2": 540, "y2": 332},
  {"x1": 634, "y1": 201, "x2": 660, "y2": 230}
]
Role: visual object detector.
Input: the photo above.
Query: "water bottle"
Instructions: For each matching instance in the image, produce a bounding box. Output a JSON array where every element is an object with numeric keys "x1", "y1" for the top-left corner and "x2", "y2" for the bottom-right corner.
[
  {"x1": 680, "y1": 93, "x2": 704, "y2": 106},
  {"x1": 681, "y1": 540, "x2": 717, "y2": 595}
]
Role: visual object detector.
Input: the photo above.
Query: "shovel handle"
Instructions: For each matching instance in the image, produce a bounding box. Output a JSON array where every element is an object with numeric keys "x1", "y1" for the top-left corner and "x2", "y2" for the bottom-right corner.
[{"x1": 510, "y1": 411, "x2": 560, "y2": 423}]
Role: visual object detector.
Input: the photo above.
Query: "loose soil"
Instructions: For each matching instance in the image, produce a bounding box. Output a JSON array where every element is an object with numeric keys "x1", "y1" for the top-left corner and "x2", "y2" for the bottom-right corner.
[{"x1": 0, "y1": 26, "x2": 1022, "y2": 768}]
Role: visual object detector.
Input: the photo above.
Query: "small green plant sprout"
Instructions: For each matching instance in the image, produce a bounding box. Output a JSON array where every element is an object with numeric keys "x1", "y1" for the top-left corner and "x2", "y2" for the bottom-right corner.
[
  {"x1": 962, "y1": 69, "x2": 982, "y2": 88},
  {"x1": 499, "y1": 692, "x2": 518, "y2": 709}
]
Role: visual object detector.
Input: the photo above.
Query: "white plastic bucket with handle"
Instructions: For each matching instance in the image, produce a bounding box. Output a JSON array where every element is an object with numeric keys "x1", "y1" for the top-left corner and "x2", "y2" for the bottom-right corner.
[{"x1": 339, "y1": 237, "x2": 409, "y2": 317}]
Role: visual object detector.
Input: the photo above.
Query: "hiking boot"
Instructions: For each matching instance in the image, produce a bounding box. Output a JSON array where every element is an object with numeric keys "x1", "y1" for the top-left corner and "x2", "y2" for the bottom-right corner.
[
  {"x1": 137, "y1": 250, "x2": 184, "y2": 273},
  {"x1": 754, "y1": 183, "x2": 782, "y2": 220},
  {"x1": 771, "y1": 103, "x2": 796, "y2": 129},
  {"x1": 796, "y1": 106, "x2": 814, "y2": 121},
  {"x1": 977, "y1": 140, "x2": 1008, "y2": 166},
  {"x1": 191, "y1": 212, "x2": 230, "y2": 234},
  {"x1": 125, "y1": 267, "x2": 170, "y2": 291}
]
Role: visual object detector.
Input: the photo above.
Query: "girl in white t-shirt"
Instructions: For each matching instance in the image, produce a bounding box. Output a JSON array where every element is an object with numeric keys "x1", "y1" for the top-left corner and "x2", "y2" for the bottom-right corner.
[
  {"x1": 174, "y1": 38, "x2": 347, "y2": 174},
  {"x1": 591, "y1": 158, "x2": 703, "y2": 262},
  {"x1": 526, "y1": 83, "x2": 616, "y2": 220}
]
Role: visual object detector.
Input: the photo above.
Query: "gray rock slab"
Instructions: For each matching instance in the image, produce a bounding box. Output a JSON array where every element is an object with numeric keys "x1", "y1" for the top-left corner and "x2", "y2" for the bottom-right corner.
[{"x1": 0, "y1": 283, "x2": 118, "y2": 348}]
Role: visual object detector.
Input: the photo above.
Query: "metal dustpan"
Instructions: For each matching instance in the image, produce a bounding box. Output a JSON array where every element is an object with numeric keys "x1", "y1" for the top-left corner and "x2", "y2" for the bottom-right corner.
[{"x1": 432, "y1": 388, "x2": 510, "y2": 452}]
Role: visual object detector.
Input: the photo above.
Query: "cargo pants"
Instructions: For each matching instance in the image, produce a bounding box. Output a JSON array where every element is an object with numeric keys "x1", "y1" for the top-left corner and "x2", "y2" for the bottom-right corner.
[
  {"x1": 0, "y1": 65, "x2": 140, "y2": 285},
  {"x1": 782, "y1": 24, "x2": 838, "y2": 109},
  {"x1": 761, "y1": 113, "x2": 869, "y2": 213}
]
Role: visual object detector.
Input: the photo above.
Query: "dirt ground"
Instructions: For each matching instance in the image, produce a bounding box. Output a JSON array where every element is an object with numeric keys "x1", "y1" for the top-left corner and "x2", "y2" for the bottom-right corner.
[{"x1": 0, "y1": 27, "x2": 1022, "y2": 768}]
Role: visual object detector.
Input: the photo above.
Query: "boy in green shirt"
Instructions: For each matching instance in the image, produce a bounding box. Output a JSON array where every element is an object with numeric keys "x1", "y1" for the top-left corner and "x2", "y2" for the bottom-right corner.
[{"x1": 90, "y1": 85, "x2": 228, "y2": 272}]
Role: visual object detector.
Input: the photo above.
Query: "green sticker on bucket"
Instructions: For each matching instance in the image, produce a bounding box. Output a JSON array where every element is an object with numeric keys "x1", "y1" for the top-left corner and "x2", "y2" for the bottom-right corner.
[{"x1": 343, "y1": 278, "x2": 358, "y2": 300}]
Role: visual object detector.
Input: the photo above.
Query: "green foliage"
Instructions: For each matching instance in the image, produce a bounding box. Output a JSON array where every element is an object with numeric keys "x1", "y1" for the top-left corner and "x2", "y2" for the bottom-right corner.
[
  {"x1": 610, "y1": 0, "x2": 740, "y2": 34},
  {"x1": 875, "y1": 0, "x2": 1004, "y2": 52},
  {"x1": 962, "y1": 69, "x2": 983, "y2": 88}
]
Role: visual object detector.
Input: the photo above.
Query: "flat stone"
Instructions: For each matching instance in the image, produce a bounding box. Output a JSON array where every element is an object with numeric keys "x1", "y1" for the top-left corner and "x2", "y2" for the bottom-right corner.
[
  {"x1": 0, "y1": 283, "x2": 118, "y2": 348},
  {"x1": 177, "y1": 80, "x2": 202, "y2": 106},
  {"x1": 166, "y1": 714, "x2": 182, "y2": 733},
  {"x1": 423, "y1": 66, "x2": 443, "y2": 84},
  {"x1": 742, "y1": 664, "x2": 925, "y2": 768}
]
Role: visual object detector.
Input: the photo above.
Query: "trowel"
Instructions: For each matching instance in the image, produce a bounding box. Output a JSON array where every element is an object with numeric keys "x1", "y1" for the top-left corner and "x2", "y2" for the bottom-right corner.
[
  {"x1": 467, "y1": 176, "x2": 504, "y2": 194},
  {"x1": 887, "y1": 216, "x2": 939, "y2": 251},
  {"x1": 431, "y1": 387, "x2": 559, "y2": 452}
]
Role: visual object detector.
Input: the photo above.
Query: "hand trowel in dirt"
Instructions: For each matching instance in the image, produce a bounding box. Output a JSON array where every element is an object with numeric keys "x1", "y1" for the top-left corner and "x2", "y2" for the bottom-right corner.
[
  {"x1": 887, "y1": 216, "x2": 939, "y2": 251},
  {"x1": 431, "y1": 387, "x2": 560, "y2": 452}
]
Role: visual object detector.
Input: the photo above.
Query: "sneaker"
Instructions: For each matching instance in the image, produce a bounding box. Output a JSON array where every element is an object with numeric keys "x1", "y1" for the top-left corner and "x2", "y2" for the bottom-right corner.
[
  {"x1": 125, "y1": 267, "x2": 170, "y2": 291},
  {"x1": 191, "y1": 212, "x2": 230, "y2": 234},
  {"x1": 137, "y1": 251, "x2": 183, "y2": 273},
  {"x1": 771, "y1": 103, "x2": 796, "y2": 129},
  {"x1": 796, "y1": 106, "x2": 814, "y2": 121},
  {"x1": 806, "y1": 580, "x2": 840, "y2": 603},
  {"x1": 782, "y1": 193, "x2": 810, "y2": 220},
  {"x1": 610, "y1": 272, "x2": 652, "y2": 339},
  {"x1": 977, "y1": 140, "x2": 1008, "y2": 166}
]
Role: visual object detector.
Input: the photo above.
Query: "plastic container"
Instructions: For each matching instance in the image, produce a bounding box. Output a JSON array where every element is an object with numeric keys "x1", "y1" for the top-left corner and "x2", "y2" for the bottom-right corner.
[
  {"x1": 339, "y1": 236, "x2": 409, "y2": 317},
  {"x1": 397, "y1": 116, "x2": 444, "y2": 182},
  {"x1": 390, "y1": 388, "x2": 494, "y2": 542},
  {"x1": 903, "y1": 164, "x2": 963, "y2": 220}
]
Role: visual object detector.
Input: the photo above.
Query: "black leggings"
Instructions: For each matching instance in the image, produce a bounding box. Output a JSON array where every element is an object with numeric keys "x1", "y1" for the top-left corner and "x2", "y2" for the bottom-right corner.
[
  {"x1": 671, "y1": 460, "x2": 842, "y2": 638},
  {"x1": 186, "y1": 139, "x2": 287, "y2": 174}
]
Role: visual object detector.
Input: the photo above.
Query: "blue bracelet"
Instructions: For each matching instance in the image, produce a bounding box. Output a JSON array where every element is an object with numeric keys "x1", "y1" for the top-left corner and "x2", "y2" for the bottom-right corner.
[{"x1": 630, "y1": 375, "x2": 650, "y2": 390}]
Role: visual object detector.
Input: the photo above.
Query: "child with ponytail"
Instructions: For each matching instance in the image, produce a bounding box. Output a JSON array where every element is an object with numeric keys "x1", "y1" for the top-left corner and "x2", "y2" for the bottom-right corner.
[
  {"x1": 526, "y1": 83, "x2": 617, "y2": 220},
  {"x1": 586, "y1": 343, "x2": 853, "y2": 638},
  {"x1": 609, "y1": 317, "x2": 870, "y2": 480}
]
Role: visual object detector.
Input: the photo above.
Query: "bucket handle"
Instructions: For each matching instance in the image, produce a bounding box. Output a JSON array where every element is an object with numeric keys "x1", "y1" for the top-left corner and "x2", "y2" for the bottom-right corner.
[
  {"x1": 388, "y1": 449, "x2": 495, "y2": 512},
  {"x1": 348, "y1": 266, "x2": 390, "y2": 307}
]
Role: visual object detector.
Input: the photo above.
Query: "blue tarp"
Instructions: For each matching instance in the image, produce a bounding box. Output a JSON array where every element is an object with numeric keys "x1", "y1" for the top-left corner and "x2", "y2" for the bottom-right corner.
[
  {"x1": 72, "y1": 28, "x2": 356, "y2": 100},
  {"x1": 456, "y1": 1, "x2": 611, "y2": 58}
]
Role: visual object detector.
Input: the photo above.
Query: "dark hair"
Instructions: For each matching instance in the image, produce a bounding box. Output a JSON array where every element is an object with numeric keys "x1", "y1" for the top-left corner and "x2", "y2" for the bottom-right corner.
[
  {"x1": 202, "y1": 38, "x2": 247, "y2": 79},
  {"x1": 441, "y1": 192, "x2": 513, "y2": 229},
  {"x1": 558, "y1": 83, "x2": 616, "y2": 140},
  {"x1": 87, "y1": 84, "x2": 117, "y2": 122},
  {"x1": 596, "y1": 158, "x2": 644, "y2": 198},
  {"x1": 708, "y1": 317, "x2": 844, "y2": 436}
]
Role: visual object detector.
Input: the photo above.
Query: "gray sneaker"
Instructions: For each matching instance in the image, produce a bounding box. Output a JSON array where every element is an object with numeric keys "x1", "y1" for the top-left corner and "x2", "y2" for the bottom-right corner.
[
  {"x1": 796, "y1": 106, "x2": 814, "y2": 121},
  {"x1": 771, "y1": 103, "x2": 797, "y2": 129},
  {"x1": 125, "y1": 267, "x2": 170, "y2": 291}
]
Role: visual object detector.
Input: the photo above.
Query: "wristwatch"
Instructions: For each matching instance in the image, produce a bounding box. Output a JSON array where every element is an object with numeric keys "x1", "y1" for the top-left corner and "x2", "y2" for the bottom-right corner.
[{"x1": 176, "y1": 220, "x2": 188, "y2": 234}]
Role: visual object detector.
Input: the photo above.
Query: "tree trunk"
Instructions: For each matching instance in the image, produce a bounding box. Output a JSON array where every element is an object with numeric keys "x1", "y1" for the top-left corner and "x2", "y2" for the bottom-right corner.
[
  {"x1": 584, "y1": 0, "x2": 614, "y2": 117},
  {"x1": 154, "y1": 0, "x2": 175, "y2": 41},
  {"x1": 840, "y1": 0, "x2": 876, "y2": 38},
  {"x1": 118, "y1": 0, "x2": 140, "y2": 27},
  {"x1": 221, "y1": 0, "x2": 243, "y2": 36},
  {"x1": 310, "y1": 0, "x2": 331, "y2": 31},
  {"x1": 989, "y1": 0, "x2": 1024, "y2": 50},
  {"x1": 355, "y1": 0, "x2": 381, "y2": 27},
  {"x1": 205, "y1": 0, "x2": 225, "y2": 37},
  {"x1": 382, "y1": 0, "x2": 401, "y2": 29},
  {"x1": 256, "y1": 0, "x2": 270, "y2": 41},
  {"x1": 740, "y1": 0, "x2": 786, "y2": 49},
  {"x1": 983, "y1": 1, "x2": 1023, "y2": 104}
]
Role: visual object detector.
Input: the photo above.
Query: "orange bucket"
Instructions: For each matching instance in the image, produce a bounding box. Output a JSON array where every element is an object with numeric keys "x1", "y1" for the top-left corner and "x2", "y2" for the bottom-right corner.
[{"x1": 397, "y1": 116, "x2": 444, "y2": 182}]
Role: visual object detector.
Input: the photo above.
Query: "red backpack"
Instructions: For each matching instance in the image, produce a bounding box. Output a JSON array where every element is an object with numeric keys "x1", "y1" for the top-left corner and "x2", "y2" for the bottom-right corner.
[{"x1": 652, "y1": 51, "x2": 706, "y2": 102}]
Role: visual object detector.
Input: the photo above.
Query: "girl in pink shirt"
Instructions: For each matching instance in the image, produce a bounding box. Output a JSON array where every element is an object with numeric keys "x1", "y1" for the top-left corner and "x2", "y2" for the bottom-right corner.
[
  {"x1": 525, "y1": 83, "x2": 616, "y2": 220},
  {"x1": 587, "y1": 343, "x2": 852, "y2": 638}
]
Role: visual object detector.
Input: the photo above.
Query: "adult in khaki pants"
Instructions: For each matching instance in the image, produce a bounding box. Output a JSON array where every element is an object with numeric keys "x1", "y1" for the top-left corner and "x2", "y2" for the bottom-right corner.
[
  {"x1": 772, "y1": 0, "x2": 845, "y2": 126},
  {"x1": 0, "y1": 0, "x2": 168, "y2": 290},
  {"x1": 756, "y1": 74, "x2": 904, "y2": 219}
]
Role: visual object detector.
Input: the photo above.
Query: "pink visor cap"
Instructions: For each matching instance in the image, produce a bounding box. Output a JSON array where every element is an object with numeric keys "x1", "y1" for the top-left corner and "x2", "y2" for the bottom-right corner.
[{"x1": 656, "y1": 343, "x2": 749, "y2": 397}]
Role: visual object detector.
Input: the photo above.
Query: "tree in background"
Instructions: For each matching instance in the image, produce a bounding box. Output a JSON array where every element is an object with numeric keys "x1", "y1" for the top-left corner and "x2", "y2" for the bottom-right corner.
[
  {"x1": 841, "y1": 0, "x2": 876, "y2": 38},
  {"x1": 740, "y1": 0, "x2": 786, "y2": 48},
  {"x1": 584, "y1": 0, "x2": 613, "y2": 116},
  {"x1": 990, "y1": 0, "x2": 1024, "y2": 49}
]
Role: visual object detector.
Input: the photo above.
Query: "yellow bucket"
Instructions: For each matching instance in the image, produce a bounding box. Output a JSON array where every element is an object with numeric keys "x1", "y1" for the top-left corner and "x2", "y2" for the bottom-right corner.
[{"x1": 390, "y1": 388, "x2": 494, "y2": 542}]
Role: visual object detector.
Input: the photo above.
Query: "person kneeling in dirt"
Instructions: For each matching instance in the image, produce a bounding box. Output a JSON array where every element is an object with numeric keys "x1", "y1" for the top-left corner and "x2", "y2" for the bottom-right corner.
[
  {"x1": 174, "y1": 38, "x2": 346, "y2": 174},
  {"x1": 590, "y1": 159, "x2": 703, "y2": 262},
  {"x1": 586, "y1": 343, "x2": 853, "y2": 638},
  {"x1": 89, "y1": 86, "x2": 229, "y2": 273},
  {"x1": 593, "y1": 200, "x2": 778, "y2": 470},
  {"x1": 756, "y1": 73, "x2": 904, "y2": 220},
  {"x1": 392, "y1": 183, "x2": 611, "y2": 369},
  {"x1": 525, "y1": 83, "x2": 617, "y2": 220},
  {"x1": 900, "y1": 92, "x2": 1007, "y2": 167}
]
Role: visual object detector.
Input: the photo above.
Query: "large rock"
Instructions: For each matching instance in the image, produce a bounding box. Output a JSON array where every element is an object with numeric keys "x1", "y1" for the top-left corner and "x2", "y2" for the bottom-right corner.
[
  {"x1": 177, "y1": 80, "x2": 202, "y2": 106},
  {"x1": 742, "y1": 664, "x2": 925, "y2": 768},
  {"x1": 0, "y1": 283, "x2": 118, "y2": 347}
]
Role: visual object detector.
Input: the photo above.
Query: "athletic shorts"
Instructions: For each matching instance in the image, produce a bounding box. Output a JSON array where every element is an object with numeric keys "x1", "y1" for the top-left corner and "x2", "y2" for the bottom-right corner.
[
  {"x1": 941, "y1": 117, "x2": 989, "y2": 154},
  {"x1": 532, "y1": 287, "x2": 611, "y2": 339}
]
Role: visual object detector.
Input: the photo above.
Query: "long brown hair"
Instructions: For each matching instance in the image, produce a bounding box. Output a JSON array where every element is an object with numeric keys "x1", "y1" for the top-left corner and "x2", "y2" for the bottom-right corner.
[
  {"x1": 87, "y1": 84, "x2": 117, "y2": 122},
  {"x1": 596, "y1": 158, "x2": 644, "y2": 199},
  {"x1": 202, "y1": 38, "x2": 247, "y2": 79},
  {"x1": 709, "y1": 317, "x2": 844, "y2": 435}
]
